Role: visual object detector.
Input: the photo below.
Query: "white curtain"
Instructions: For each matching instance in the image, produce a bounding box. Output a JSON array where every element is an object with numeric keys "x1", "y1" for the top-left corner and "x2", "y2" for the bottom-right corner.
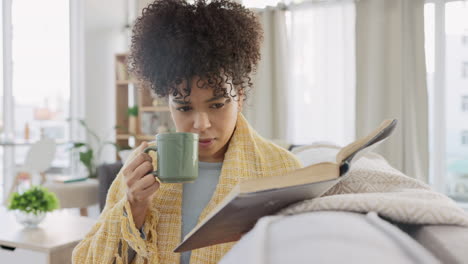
[
  {"x1": 287, "y1": 1, "x2": 356, "y2": 146},
  {"x1": 246, "y1": 1, "x2": 356, "y2": 147},
  {"x1": 355, "y1": 0, "x2": 429, "y2": 182},
  {"x1": 244, "y1": 6, "x2": 290, "y2": 141}
]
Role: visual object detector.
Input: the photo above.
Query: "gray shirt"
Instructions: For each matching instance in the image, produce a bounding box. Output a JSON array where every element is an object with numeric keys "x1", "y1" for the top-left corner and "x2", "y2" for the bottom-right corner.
[
  {"x1": 127, "y1": 161, "x2": 223, "y2": 264},
  {"x1": 181, "y1": 161, "x2": 223, "y2": 264}
]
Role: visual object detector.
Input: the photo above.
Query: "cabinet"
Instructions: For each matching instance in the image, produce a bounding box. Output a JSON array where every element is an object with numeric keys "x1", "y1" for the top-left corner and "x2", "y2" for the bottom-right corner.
[{"x1": 0, "y1": 207, "x2": 96, "y2": 264}]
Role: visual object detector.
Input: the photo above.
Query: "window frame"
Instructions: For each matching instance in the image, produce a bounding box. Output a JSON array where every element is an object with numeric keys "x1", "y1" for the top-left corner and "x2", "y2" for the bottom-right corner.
[
  {"x1": 1, "y1": 0, "x2": 14, "y2": 203},
  {"x1": 426, "y1": 0, "x2": 468, "y2": 196},
  {"x1": 425, "y1": 0, "x2": 447, "y2": 193},
  {"x1": 1, "y1": 0, "x2": 84, "y2": 203}
]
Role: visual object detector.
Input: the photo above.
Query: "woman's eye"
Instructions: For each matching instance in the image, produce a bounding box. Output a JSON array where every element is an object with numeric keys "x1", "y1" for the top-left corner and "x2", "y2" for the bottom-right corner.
[
  {"x1": 210, "y1": 103, "x2": 225, "y2": 109},
  {"x1": 176, "y1": 106, "x2": 192, "y2": 112}
]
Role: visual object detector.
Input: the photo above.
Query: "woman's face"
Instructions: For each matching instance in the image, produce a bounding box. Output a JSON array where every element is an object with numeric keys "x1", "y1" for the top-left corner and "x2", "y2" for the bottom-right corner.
[{"x1": 168, "y1": 77, "x2": 243, "y2": 162}]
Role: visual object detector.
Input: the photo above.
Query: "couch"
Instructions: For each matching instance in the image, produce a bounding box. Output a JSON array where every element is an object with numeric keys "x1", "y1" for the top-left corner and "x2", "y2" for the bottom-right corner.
[
  {"x1": 97, "y1": 161, "x2": 123, "y2": 211},
  {"x1": 97, "y1": 145, "x2": 468, "y2": 263}
]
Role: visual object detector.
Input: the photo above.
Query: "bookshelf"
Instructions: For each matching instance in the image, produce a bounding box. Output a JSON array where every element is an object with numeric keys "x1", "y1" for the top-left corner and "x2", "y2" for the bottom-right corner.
[{"x1": 114, "y1": 53, "x2": 175, "y2": 151}]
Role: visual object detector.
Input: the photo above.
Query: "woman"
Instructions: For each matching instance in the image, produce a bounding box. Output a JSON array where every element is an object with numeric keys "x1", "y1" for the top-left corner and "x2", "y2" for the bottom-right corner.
[{"x1": 72, "y1": 1, "x2": 302, "y2": 263}]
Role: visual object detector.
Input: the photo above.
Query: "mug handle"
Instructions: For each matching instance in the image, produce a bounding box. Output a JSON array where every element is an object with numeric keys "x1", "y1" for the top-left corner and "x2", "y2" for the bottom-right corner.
[{"x1": 143, "y1": 146, "x2": 158, "y2": 178}]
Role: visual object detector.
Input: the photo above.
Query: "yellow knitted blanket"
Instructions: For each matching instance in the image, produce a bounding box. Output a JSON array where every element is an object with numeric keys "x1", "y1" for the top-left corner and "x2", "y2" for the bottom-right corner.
[{"x1": 72, "y1": 113, "x2": 302, "y2": 264}]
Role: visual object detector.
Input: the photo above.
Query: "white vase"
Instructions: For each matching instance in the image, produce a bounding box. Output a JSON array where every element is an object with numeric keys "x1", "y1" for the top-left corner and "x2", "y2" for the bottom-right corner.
[{"x1": 14, "y1": 210, "x2": 46, "y2": 228}]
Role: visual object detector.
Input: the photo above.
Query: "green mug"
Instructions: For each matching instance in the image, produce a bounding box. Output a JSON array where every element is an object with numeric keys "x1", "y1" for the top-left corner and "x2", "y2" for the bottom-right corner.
[{"x1": 144, "y1": 132, "x2": 199, "y2": 183}]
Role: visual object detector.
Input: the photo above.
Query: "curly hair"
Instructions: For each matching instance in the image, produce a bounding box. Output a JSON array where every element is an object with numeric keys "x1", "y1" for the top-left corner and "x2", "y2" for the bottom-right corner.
[{"x1": 129, "y1": 0, "x2": 263, "y2": 100}]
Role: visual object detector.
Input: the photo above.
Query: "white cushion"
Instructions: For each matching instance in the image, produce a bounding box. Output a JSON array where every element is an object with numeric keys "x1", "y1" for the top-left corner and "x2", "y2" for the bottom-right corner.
[
  {"x1": 220, "y1": 211, "x2": 439, "y2": 264},
  {"x1": 291, "y1": 141, "x2": 341, "y2": 166}
]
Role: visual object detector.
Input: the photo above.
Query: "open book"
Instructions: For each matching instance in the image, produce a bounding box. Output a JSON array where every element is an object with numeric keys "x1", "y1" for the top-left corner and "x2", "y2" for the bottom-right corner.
[{"x1": 174, "y1": 119, "x2": 397, "y2": 253}]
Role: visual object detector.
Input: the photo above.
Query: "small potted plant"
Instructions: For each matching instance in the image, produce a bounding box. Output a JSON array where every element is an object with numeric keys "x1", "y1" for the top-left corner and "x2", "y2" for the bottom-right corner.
[
  {"x1": 7, "y1": 186, "x2": 60, "y2": 228},
  {"x1": 127, "y1": 105, "x2": 139, "y2": 134},
  {"x1": 68, "y1": 119, "x2": 121, "y2": 178}
]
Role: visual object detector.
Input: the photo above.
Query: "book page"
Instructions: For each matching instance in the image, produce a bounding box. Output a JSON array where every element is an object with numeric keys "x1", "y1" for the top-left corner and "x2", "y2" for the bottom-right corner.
[{"x1": 336, "y1": 119, "x2": 397, "y2": 165}]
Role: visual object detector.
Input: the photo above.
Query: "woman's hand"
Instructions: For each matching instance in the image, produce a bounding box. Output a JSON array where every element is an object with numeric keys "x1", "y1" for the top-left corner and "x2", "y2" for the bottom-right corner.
[{"x1": 123, "y1": 141, "x2": 160, "y2": 229}]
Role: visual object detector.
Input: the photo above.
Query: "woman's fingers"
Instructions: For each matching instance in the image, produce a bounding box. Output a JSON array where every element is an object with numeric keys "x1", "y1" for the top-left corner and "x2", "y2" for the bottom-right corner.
[
  {"x1": 127, "y1": 161, "x2": 153, "y2": 187},
  {"x1": 129, "y1": 174, "x2": 158, "y2": 203},
  {"x1": 124, "y1": 152, "x2": 152, "y2": 175},
  {"x1": 140, "y1": 180, "x2": 160, "y2": 197},
  {"x1": 123, "y1": 142, "x2": 151, "y2": 175},
  {"x1": 123, "y1": 142, "x2": 160, "y2": 206},
  {"x1": 130, "y1": 173, "x2": 156, "y2": 193}
]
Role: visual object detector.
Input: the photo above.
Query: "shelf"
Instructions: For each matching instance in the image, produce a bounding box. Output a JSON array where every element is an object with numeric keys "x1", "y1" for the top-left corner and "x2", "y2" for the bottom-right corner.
[
  {"x1": 115, "y1": 53, "x2": 174, "y2": 159},
  {"x1": 116, "y1": 53, "x2": 128, "y2": 58},
  {"x1": 116, "y1": 134, "x2": 130, "y2": 140},
  {"x1": 116, "y1": 80, "x2": 129, "y2": 85},
  {"x1": 116, "y1": 80, "x2": 140, "y2": 86},
  {"x1": 140, "y1": 106, "x2": 170, "y2": 112}
]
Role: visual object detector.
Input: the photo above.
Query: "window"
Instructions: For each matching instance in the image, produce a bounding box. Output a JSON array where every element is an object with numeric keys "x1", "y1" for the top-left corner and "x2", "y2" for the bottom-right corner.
[
  {"x1": 425, "y1": 0, "x2": 468, "y2": 199},
  {"x1": 286, "y1": 1, "x2": 355, "y2": 145},
  {"x1": 1, "y1": 0, "x2": 72, "y2": 202},
  {"x1": 240, "y1": 0, "x2": 355, "y2": 145},
  {"x1": 463, "y1": 96, "x2": 468, "y2": 112},
  {"x1": 462, "y1": 131, "x2": 468, "y2": 145},
  {"x1": 11, "y1": 0, "x2": 71, "y2": 168}
]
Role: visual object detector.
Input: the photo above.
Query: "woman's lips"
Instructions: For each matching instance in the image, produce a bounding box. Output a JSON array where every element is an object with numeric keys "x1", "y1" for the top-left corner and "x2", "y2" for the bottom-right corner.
[{"x1": 199, "y1": 138, "x2": 214, "y2": 148}]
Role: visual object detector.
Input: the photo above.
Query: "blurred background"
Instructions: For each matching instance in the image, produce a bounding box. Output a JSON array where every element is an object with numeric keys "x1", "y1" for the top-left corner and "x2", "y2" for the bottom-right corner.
[{"x1": 0, "y1": 0, "x2": 467, "y2": 214}]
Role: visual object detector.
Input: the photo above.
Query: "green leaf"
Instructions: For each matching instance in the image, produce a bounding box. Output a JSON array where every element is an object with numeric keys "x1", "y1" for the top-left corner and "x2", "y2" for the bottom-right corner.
[
  {"x1": 67, "y1": 119, "x2": 123, "y2": 178},
  {"x1": 127, "y1": 106, "x2": 139, "y2": 117},
  {"x1": 78, "y1": 119, "x2": 86, "y2": 127},
  {"x1": 73, "y1": 142, "x2": 86, "y2": 148},
  {"x1": 67, "y1": 142, "x2": 88, "y2": 151},
  {"x1": 79, "y1": 149, "x2": 94, "y2": 167},
  {"x1": 7, "y1": 186, "x2": 60, "y2": 213}
]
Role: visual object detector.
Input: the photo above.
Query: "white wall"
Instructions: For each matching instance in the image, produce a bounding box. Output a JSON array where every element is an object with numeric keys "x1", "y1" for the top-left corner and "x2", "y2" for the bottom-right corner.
[
  {"x1": 84, "y1": 0, "x2": 128, "y2": 163},
  {"x1": 138, "y1": 0, "x2": 153, "y2": 11}
]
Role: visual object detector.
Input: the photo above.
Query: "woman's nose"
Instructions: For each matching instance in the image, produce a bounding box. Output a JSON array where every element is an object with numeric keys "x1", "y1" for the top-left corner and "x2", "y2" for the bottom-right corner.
[{"x1": 193, "y1": 112, "x2": 211, "y2": 132}]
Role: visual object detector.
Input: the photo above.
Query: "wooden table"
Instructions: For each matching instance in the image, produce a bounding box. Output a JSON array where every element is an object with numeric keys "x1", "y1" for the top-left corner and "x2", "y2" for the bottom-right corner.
[{"x1": 0, "y1": 207, "x2": 96, "y2": 264}]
